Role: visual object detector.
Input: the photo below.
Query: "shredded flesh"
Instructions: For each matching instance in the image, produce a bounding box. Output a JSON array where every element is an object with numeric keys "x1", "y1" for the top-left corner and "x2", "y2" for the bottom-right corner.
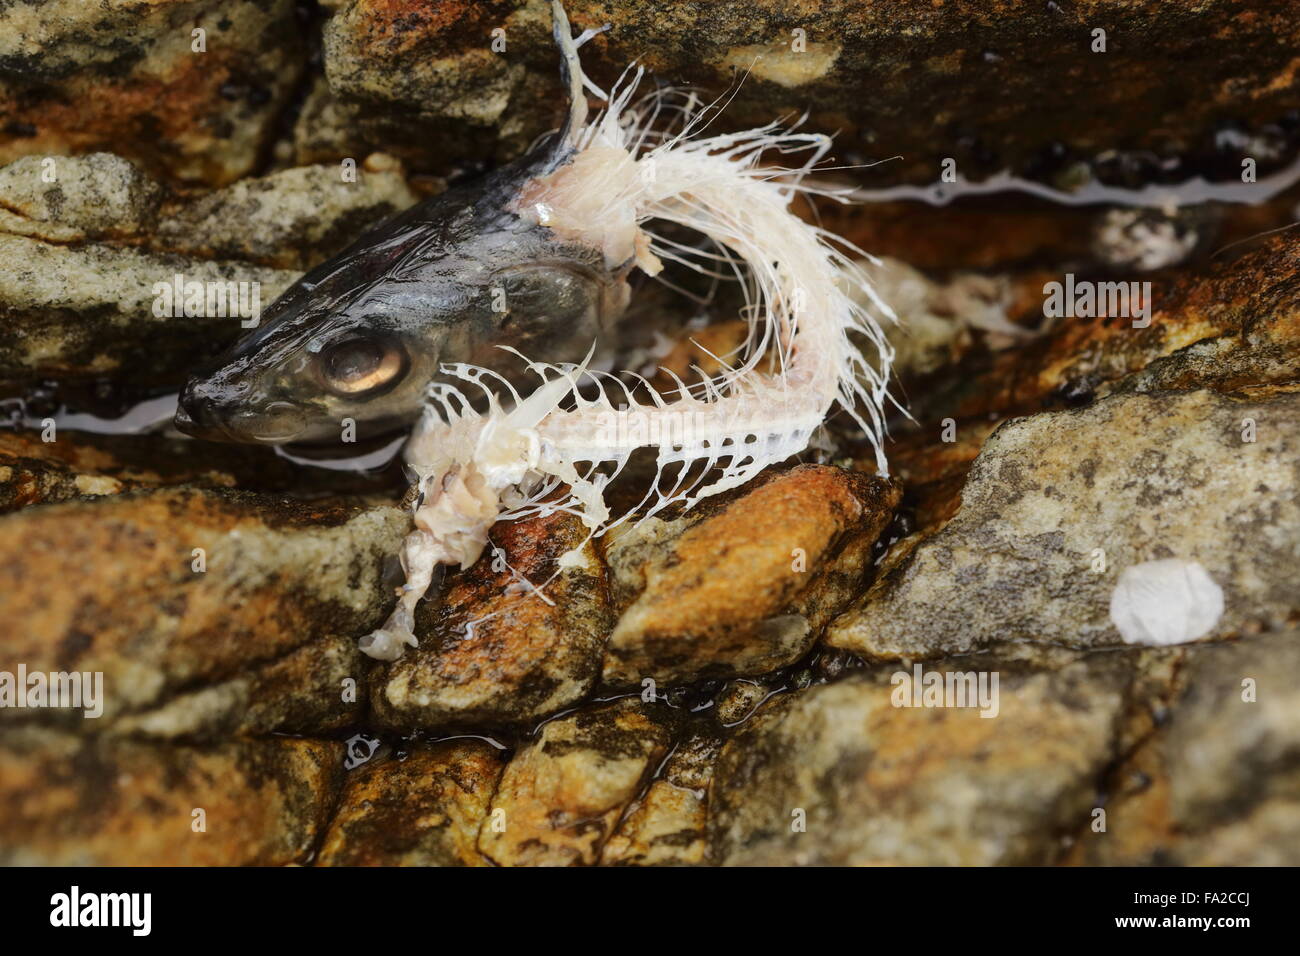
[{"x1": 359, "y1": 2, "x2": 895, "y2": 660}]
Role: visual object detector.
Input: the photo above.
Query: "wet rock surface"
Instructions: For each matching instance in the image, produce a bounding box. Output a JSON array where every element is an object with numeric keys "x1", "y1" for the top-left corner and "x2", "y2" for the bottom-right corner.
[
  {"x1": 900, "y1": 233, "x2": 1300, "y2": 430},
  {"x1": 0, "y1": 0, "x2": 1297, "y2": 868},
  {"x1": 0, "y1": 729, "x2": 343, "y2": 865},
  {"x1": 600, "y1": 729, "x2": 720, "y2": 866},
  {"x1": 0, "y1": 0, "x2": 306, "y2": 187},
  {"x1": 1069, "y1": 630, "x2": 1300, "y2": 866},
  {"x1": 477, "y1": 697, "x2": 675, "y2": 866},
  {"x1": 602, "y1": 465, "x2": 900, "y2": 687},
  {"x1": 828, "y1": 387, "x2": 1300, "y2": 660},
  {"x1": 710, "y1": 651, "x2": 1130, "y2": 865},
  {"x1": 0, "y1": 426, "x2": 388, "y2": 512},
  {"x1": 0, "y1": 488, "x2": 407, "y2": 725},
  {"x1": 318, "y1": 740, "x2": 505, "y2": 867},
  {"x1": 0, "y1": 233, "x2": 296, "y2": 387},
  {"x1": 373, "y1": 512, "x2": 613, "y2": 732}
]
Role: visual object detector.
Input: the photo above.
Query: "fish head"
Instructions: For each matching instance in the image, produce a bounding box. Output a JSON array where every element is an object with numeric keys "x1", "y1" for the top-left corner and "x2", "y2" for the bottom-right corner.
[
  {"x1": 174, "y1": 160, "x2": 629, "y2": 447},
  {"x1": 176, "y1": 1, "x2": 627, "y2": 447}
]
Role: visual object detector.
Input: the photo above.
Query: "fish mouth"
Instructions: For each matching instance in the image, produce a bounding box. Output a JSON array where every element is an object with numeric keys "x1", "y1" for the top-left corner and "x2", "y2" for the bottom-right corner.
[
  {"x1": 173, "y1": 402, "x2": 235, "y2": 442},
  {"x1": 173, "y1": 397, "x2": 307, "y2": 445}
]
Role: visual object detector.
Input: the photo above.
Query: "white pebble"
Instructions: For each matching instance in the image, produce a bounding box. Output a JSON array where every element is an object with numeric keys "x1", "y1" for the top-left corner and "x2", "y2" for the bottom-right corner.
[{"x1": 1109, "y1": 559, "x2": 1224, "y2": 646}]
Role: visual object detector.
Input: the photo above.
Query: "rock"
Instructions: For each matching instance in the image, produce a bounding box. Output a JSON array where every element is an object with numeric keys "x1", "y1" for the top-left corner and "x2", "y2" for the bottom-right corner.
[
  {"x1": 820, "y1": 201, "x2": 1097, "y2": 274},
  {"x1": 109, "y1": 633, "x2": 367, "y2": 741},
  {"x1": 709, "y1": 651, "x2": 1129, "y2": 865},
  {"x1": 828, "y1": 388, "x2": 1300, "y2": 660},
  {"x1": 902, "y1": 233, "x2": 1300, "y2": 429},
  {"x1": 0, "y1": 728, "x2": 343, "y2": 865},
  {"x1": 287, "y1": 76, "x2": 373, "y2": 168},
  {"x1": 153, "y1": 159, "x2": 418, "y2": 270},
  {"x1": 319, "y1": 0, "x2": 541, "y2": 171},
  {"x1": 0, "y1": 428, "x2": 272, "y2": 512},
  {"x1": 373, "y1": 511, "x2": 613, "y2": 732},
  {"x1": 1164, "y1": 634, "x2": 1300, "y2": 835},
  {"x1": 0, "y1": 153, "x2": 164, "y2": 242},
  {"x1": 317, "y1": 740, "x2": 505, "y2": 866},
  {"x1": 1111, "y1": 237, "x2": 1300, "y2": 399},
  {"x1": 601, "y1": 465, "x2": 900, "y2": 687},
  {"x1": 713, "y1": 677, "x2": 781, "y2": 727},
  {"x1": 1071, "y1": 631, "x2": 1300, "y2": 866},
  {"x1": 600, "y1": 729, "x2": 720, "y2": 866},
  {"x1": 0, "y1": 233, "x2": 296, "y2": 387},
  {"x1": 478, "y1": 697, "x2": 674, "y2": 866},
  {"x1": 318, "y1": 0, "x2": 1300, "y2": 185},
  {"x1": 0, "y1": 487, "x2": 408, "y2": 724},
  {"x1": 0, "y1": 0, "x2": 306, "y2": 187}
]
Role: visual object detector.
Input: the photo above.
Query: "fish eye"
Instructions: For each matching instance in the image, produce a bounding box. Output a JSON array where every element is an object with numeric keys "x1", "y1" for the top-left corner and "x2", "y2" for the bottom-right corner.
[{"x1": 317, "y1": 336, "x2": 407, "y2": 396}]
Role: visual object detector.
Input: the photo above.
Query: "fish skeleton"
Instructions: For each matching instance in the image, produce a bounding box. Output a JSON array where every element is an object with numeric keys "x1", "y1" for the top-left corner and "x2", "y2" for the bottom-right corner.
[{"x1": 177, "y1": 3, "x2": 894, "y2": 661}]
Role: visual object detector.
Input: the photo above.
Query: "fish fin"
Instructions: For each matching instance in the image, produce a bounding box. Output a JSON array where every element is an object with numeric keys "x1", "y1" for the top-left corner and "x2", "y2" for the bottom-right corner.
[{"x1": 551, "y1": 1, "x2": 610, "y2": 158}]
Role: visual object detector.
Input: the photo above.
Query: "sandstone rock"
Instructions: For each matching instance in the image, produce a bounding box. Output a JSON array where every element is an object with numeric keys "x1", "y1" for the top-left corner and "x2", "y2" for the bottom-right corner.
[
  {"x1": 600, "y1": 730, "x2": 720, "y2": 866},
  {"x1": 714, "y1": 677, "x2": 782, "y2": 727},
  {"x1": 318, "y1": 740, "x2": 505, "y2": 866},
  {"x1": 109, "y1": 633, "x2": 367, "y2": 741},
  {"x1": 0, "y1": 728, "x2": 343, "y2": 865},
  {"x1": 0, "y1": 153, "x2": 164, "y2": 242},
  {"x1": 0, "y1": 0, "x2": 306, "y2": 187},
  {"x1": 710, "y1": 651, "x2": 1129, "y2": 865},
  {"x1": 601, "y1": 465, "x2": 900, "y2": 687},
  {"x1": 0, "y1": 233, "x2": 296, "y2": 386},
  {"x1": 902, "y1": 233, "x2": 1300, "y2": 429},
  {"x1": 318, "y1": 0, "x2": 1300, "y2": 185},
  {"x1": 319, "y1": 0, "x2": 542, "y2": 171},
  {"x1": 153, "y1": 159, "x2": 418, "y2": 270},
  {"x1": 478, "y1": 697, "x2": 674, "y2": 866},
  {"x1": 829, "y1": 388, "x2": 1300, "y2": 660},
  {"x1": 1070, "y1": 631, "x2": 1300, "y2": 866},
  {"x1": 287, "y1": 76, "x2": 373, "y2": 169},
  {"x1": 373, "y1": 511, "x2": 613, "y2": 732},
  {"x1": 0, "y1": 487, "x2": 407, "y2": 724}
]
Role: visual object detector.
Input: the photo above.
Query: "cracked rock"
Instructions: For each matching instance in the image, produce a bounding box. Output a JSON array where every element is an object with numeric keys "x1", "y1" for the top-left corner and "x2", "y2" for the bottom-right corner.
[
  {"x1": 600, "y1": 729, "x2": 721, "y2": 866},
  {"x1": 478, "y1": 697, "x2": 674, "y2": 866},
  {"x1": 318, "y1": 739, "x2": 505, "y2": 867}
]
